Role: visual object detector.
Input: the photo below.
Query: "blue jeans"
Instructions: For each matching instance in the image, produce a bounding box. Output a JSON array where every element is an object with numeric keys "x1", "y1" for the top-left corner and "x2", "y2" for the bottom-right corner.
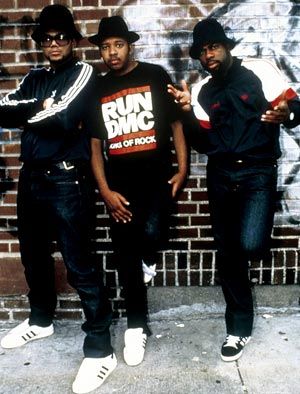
[
  {"x1": 207, "y1": 159, "x2": 277, "y2": 336},
  {"x1": 17, "y1": 163, "x2": 113, "y2": 357},
  {"x1": 108, "y1": 162, "x2": 172, "y2": 335}
]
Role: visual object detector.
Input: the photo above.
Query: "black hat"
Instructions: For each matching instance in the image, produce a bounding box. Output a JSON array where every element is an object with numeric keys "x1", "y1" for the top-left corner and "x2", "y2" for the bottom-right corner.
[
  {"x1": 88, "y1": 16, "x2": 140, "y2": 45},
  {"x1": 189, "y1": 18, "x2": 235, "y2": 59},
  {"x1": 31, "y1": 4, "x2": 82, "y2": 43}
]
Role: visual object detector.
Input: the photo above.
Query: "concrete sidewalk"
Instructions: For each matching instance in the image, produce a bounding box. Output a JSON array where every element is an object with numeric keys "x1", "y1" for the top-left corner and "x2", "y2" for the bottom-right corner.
[{"x1": 0, "y1": 286, "x2": 300, "y2": 394}]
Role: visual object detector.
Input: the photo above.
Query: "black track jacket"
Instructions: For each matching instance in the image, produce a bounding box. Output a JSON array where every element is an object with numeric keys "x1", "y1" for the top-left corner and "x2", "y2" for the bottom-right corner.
[{"x1": 0, "y1": 57, "x2": 98, "y2": 163}]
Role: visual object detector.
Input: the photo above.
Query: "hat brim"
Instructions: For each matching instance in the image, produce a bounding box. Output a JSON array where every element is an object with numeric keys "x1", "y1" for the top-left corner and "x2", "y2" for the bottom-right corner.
[
  {"x1": 31, "y1": 26, "x2": 82, "y2": 43},
  {"x1": 88, "y1": 31, "x2": 140, "y2": 46},
  {"x1": 189, "y1": 38, "x2": 236, "y2": 59}
]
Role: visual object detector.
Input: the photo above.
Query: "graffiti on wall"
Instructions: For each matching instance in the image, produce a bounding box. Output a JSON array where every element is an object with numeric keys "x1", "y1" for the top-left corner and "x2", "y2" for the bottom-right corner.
[
  {"x1": 0, "y1": 1, "x2": 299, "y2": 224},
  {"x1": 120, "y1": 0, "x2": 300, "y2": 225}
]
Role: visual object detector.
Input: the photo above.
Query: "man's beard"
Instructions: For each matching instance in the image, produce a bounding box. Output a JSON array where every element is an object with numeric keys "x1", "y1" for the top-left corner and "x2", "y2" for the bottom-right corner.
[{"x1": 204, "y1": 53, "x2": 232, "y2": 78}]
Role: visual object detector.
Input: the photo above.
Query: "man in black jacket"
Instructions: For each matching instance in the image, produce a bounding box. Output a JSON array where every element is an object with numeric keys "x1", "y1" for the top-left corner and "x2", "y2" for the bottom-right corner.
[
  {"x1": 0, "y1": 5, "x2": 116, "y2": 393},
  {"x1": 168, "y1": 18, "x2": 300, "y2": 362}
]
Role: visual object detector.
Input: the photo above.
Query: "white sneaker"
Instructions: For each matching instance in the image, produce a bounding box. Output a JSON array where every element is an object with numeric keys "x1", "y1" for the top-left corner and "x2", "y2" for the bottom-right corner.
[
  {"x1": 142, "y1": 262, "x2": 157, "y2": 283},
  {"x1": 1, "y1": 318, "x2": 54, "y2": 349},
  {"x1": 72, "y1": 353, "x2": 117, "y2": 394},
  {"x1": 123, "y1": 328, "x2": 147, "y2": 366}
]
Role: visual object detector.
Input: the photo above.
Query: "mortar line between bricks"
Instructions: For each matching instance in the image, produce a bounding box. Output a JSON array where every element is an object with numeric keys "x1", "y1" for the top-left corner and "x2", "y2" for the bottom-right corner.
[{"x1": 236, "y1": 360, "x2": 249, "y2": 393}]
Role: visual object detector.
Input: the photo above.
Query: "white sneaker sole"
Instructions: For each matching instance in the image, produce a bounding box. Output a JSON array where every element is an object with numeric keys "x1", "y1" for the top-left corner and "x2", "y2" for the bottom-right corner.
[{"x1": 1, "y1": 322, "x2": 54, "y2": 349}]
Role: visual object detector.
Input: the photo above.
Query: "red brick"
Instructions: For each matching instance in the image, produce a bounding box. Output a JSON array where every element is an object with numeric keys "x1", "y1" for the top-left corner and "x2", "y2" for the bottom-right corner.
[
  {"x1": 59, "y1": 299, "x2": 82, "y2": 309},
  {"x1": 1, "y1": 11, "x2": 36, "y2": 22},
  {"x1": 17, "y1": 0, "x2": 52, "y2": 7},
  {"x1": 199, "y1": 203, "x2": 210, "y2": 214},
  {"x1": 12, "y1": 311, "x2": 31, "y2": 320},
  {"x1": 0, "y1": 0, "x2": 15, "y2": 8},
  {"x1": 273, "y1": 226, "x2": 300, "y2": 236},
  {"x1": 55, "y1": 310, "x2": 83, "y2": 320},
  {"x1": 73, "y1": 9, "x2": 108, "y2": 21},
  {"x1": 191, "y1": 216, "x2": 211, "y2": 226},
  {"x1": 5, "y1": 65, "x2": 31, "y2": 76},
  {"x1": 0, "y1": 244, "x2": 9, "y2": 252},
  {"x1": 192, "y1": 193, "x2": 207, "y2": 202},
  {"x1": 2, "y1": 194, "x2": 17, "y2": 205},
  {"x1": 177, "y1": 203, "x2": 197, "y2": 214},
  {"x1": 0, "y1": 258, "x2": 28, "y2": 294},
  {"x1": 75, "y1": 0, "x2": 99, "y2": 5},
  {"x1": 3, "y1": 144, "x2": 20, "y2": 154},
  {"x1": 271, "y1": 239, "x2": 299, "y2": 248},
  {"x1": 0, "y1": 311, "x2": 10, "y2": 320},
  {"x1": 0, "y1": 206, "x2": 17, "y2": 216},
  {"x1": 0, "y1": 232, "x2": 16, "y2": 240},
  {"x1": 85, "y1": 22, "x2": 100, "y2": 35},
  {"x1": 4, "y1": 298, "x2": 29, "y2": 308},
  {"x1": 0, "y1": 79, "x2": 18, "y2": 90},
  {"x1": 0, "y1": 52, "x2": 16, "y2": 63},
  {"x1": 191, "y1": 240, "x2": 215, "y2": 250},
  {"x1": 102, "y1": 0, "x2": 137, "y2": 5},
  {"x1": 10, "y1": 243, "x2": 20, "y2": 253},
  {"x1": 1, "y1": 157, "x2": 21, "y2": 167}
]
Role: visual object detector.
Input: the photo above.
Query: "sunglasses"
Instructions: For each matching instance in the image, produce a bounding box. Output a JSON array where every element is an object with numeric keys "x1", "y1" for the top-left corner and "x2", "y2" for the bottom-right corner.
[{"x1": 40, "y1": 33, "x2": 71, "y2": 48}]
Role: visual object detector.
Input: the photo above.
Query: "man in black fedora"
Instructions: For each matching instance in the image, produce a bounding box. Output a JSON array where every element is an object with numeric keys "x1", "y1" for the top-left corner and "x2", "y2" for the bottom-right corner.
[
  {"x1": 89, "y1": 15, "x2": 187, "y2": 366},
  {"x1": 168, "y1": 18, "x2": 300, "y2": 362},
  {"x1": 0, "y1": 4, "x2": 116, "y2": 393}
]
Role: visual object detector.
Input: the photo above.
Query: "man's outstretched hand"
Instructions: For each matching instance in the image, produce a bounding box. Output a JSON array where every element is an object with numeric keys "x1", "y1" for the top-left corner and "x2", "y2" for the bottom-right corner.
[
  {"x1": 261, "y1": 91, "x2": 291, "y2": 124},
  {"x1": 167, "y1": 80, "x2": 192, "y2": 112}
]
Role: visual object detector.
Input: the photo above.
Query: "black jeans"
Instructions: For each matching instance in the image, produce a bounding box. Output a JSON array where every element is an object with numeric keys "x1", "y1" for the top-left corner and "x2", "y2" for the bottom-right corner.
[
  {"x1": 207, "y1": 159, "x2": 277, "y2": 337},
  {"x1": 17, "y1": 164, "x2": 113, "y2": 357},
  {"x1": 108, "y1": 163, "x2": 172, "y2": 336}
]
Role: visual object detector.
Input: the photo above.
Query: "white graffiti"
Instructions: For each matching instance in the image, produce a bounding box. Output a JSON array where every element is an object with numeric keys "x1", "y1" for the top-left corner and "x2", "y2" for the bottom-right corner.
[{"x1": 119, "y1": 0, "x2": 300, "y2": 224}]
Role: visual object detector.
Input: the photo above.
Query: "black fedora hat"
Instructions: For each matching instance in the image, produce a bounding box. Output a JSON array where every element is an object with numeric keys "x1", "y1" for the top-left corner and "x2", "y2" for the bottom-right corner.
[
  {"x1": 88, "y1": 16, "x2": 139, "y2": 45},
  {"x1": 31, "y1": 4, "x2": 82, "y2": 43},
  {"x1": 189, "y1": 18, "x2": 235, "y2": 59}
]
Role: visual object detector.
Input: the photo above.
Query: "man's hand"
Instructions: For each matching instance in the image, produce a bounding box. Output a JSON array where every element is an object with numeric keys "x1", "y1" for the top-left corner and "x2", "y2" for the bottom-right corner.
[
  {"x1": 168, "y1": 171, "x2": 186, "y2": 198},
  {"x1": 261, "y1": 91, "x2": 290, "y2": 124},
  {"x1": 167, "y1": 80, "x2": 192, "y2": 112},
  {"x1": 43, "y1": 98, "x2": 55, "y2": 109},
  {"x1": 101, "y1": 189, "x2": 132, "y2": 223}
]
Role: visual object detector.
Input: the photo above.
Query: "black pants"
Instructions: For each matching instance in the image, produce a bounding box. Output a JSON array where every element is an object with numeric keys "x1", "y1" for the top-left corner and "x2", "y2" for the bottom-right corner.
[
  {"x1": 207, "y1": 159, "x2": 277, "y2": 337},
  {"x1": 17, "y1": 164, "x2": 113, "y2": 357},
  {"x1": 108, "y1": 163, "x2": 172, "y2": 335}
]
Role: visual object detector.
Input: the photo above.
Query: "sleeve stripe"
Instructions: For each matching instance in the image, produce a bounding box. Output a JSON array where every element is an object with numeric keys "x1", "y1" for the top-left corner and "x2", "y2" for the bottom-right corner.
[
  {"x1": 0, "y1": 74, "x2": 37, "y2": 106},
  {"x1": 28, "y1": 62, "x2": 93, "y2": 124}
]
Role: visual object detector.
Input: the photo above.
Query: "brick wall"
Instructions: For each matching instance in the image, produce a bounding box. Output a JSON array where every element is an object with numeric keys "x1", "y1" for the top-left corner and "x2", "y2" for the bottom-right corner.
[{"x1": 0, "y1": 0, "x2": 299, "y2": 320}]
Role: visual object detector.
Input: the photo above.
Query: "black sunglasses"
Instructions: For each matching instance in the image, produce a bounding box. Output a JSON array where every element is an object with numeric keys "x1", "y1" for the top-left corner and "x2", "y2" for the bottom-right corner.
[{"x1": 40, "y1": 33, "x2": 71, "y2": 48}]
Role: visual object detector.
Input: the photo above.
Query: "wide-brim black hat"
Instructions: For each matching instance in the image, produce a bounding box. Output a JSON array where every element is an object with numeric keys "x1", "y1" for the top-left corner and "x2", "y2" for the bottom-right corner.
[
  {"x1": 189, "y1": 18, "x2": 235, "y2": 59},
  {"x1": 88, "y1": 16, "x2": 139, "y2": 45},
  {"x1": 31, "y1": 4, "x2": 82, "y2": 43}
]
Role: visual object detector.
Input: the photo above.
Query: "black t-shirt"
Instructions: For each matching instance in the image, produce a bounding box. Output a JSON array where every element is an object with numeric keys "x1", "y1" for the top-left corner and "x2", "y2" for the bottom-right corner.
[{"x1": 93, "y1": 62, "x2": 180, "y2": 172}]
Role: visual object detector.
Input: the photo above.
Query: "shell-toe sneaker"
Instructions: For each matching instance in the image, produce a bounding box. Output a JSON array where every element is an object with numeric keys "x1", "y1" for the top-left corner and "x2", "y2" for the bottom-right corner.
[
  {"x1": 1, "y1": 318, "x2": 54, "y2": 349},
  {"x1": 72, "y1": 353, "x2": 117, "y2": 394},
  {"x1": 123, "y1": 328, "x2": 147, "y2": 366},
  {"x1": 221, "y1": 335, "x2": 251, "y2": 362}
]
